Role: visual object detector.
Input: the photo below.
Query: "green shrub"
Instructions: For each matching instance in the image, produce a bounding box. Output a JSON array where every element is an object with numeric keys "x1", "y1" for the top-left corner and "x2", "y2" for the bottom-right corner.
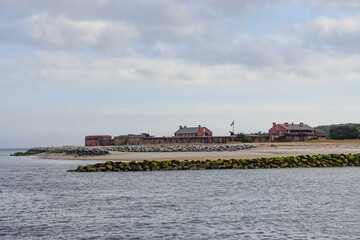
[
  {"x1": 234, "y1": 133, "x2": 253, "y2": 143},
  {"x1": 11, "y1": 151, "x2": 38, "y2": 156},
  {"x1": 308, "y1": 136, "x2": 319, "y2": 141}
]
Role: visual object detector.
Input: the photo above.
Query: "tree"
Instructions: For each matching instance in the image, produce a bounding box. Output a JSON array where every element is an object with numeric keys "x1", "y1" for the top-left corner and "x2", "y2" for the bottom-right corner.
[
  {"x1": 314, "y1": 123, "x2": 360, "y2": 136},
  {"x1": 234, "y1": 133, "x2": 253, "y2": 143},
  {"x1": 329, "y1": 125, "x2": 359, "y2": 140}
]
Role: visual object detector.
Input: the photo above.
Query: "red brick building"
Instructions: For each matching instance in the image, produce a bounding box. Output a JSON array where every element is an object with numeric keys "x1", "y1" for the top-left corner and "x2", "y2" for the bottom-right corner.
[
  {"x1": 269, "y1": 122, "x2": 315, "y2": 142},
  {"x1": 174, "y1": 125, "x2": 212, "y2": 137},
  {"x1": 85, "y1": 135, "x2": 112, "y2": 146}
]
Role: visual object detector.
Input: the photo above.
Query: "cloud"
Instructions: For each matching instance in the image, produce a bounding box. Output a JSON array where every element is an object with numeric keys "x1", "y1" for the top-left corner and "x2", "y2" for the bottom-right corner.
[
  {"x1": 1, "y1": 14, "x2": 139, "y2": 52},
  {"x1": 0, "y1": 2, "x2": 235, "y2": 57},
  {"x1": 2, "y1": 0, "x2": 360, "y2": 147},
  {"x1": 293, "y1": 15, "x2": 360, "y2": 53},
  {"x1": 4, "y1": 51, "x2": 260, "y2": 85},
  {"x1": 2, "y1": 0, "x2": 338, "y2": 66},
  {"x1": 2, "y1": 47, "x2": 360, "y2": 90}
]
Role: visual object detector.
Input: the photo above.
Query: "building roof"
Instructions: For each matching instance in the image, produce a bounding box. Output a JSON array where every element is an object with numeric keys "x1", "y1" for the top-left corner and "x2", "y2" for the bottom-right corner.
[
  {"x1": 175, "y1": 127, "x2": 200, "y2": 134},
  {"x1": 279, "y1": 124, "x2": 314, "y2": 131}
]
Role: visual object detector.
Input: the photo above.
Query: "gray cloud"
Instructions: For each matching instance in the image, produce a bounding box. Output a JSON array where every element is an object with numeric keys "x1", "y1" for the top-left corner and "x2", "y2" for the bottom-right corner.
[
  {"x1": 0, "y1": 0, "x2": 318, "y2": 67},
  {"x1": 1, "y1": 0, "x2": 360, "y2": 81},
  {"x1": 293, "y1": 15, "x2": 360, "y2": 53},
  {"x1": 0, "y1": 13, "x2": 139, "y2": 52},
  {"x1": 2, "y1": 0, "x2": 360, "y2": 148}
]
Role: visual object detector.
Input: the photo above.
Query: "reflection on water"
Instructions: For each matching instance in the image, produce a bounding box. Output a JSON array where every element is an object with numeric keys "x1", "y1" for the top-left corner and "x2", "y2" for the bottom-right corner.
[{"x1": 0, "y1": 149, "x2": 359, "y2": 239}]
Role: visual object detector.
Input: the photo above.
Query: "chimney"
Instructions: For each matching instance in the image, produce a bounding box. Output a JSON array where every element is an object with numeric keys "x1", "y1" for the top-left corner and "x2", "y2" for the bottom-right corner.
[
  {"x1": 179, "y1": 125, "x2": 182, "y2": 130},
  {"x1": 184, "y1": 126, "x2": 187, "y2": 128},
  {"x1": 285, "y1": 122, "x2": 289, "y2": 127},
  {"x1": 291, "y1": 122, "x2": 294, "y2": 126},
  {"x1": 273, "y1": 122, "x2": 276, "y2": 127},
  {"x1": 300, "y1": 122, "x2": 304, "y2": 127},
  {"x1": 198, "y1": 125, "x2": 201, "y2": 130}
]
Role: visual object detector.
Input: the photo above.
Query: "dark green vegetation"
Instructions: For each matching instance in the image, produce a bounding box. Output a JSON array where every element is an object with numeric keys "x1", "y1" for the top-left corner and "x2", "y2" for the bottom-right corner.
[
  {"x1": 234, "y1": 133, "x2": 253, "y2": 143},
  {"x1": 68, "y1": 154, "x2": 360, "y2": 172},
  {"x1": 307, "y1": 136, "x2": 319, "y2": 141},
  {"x1": 11, "y1": 147, "x2": 49, "y2": 156},
  {"x1": 249, "y1": 131, "x2": 268, "y2": 136},
  {"x1": 329, "y1": 125, "x2": 359, "y2": 140},
  {"x1": 11, "y1": 151, "x2": 37, "y2": 156},
  {"x1": 315, "y1": 123, "x2": 360, "y2": 139}
]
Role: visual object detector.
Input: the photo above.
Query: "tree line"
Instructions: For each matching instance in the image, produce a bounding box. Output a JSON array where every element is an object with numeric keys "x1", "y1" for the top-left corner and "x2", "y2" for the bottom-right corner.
[{"x1": 315, "y1": 123, "x2": 360, "y2": 140}]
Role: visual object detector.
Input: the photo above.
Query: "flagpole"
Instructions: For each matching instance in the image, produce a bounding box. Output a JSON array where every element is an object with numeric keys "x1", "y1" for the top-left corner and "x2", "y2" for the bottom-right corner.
[{"x1": 233, "y1": 121, "x2": 234, "y2": 134}]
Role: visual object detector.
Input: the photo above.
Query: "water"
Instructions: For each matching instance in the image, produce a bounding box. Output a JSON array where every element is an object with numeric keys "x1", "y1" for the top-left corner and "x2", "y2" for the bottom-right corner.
[{"x1": 0, "y1": 149, "x2": 359, "y2": 239}]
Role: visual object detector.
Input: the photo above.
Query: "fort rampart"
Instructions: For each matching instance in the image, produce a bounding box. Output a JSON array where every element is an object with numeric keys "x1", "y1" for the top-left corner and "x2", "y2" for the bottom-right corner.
[{"x1": 85, "y1": 134, "x2": 269, "y2": 146}]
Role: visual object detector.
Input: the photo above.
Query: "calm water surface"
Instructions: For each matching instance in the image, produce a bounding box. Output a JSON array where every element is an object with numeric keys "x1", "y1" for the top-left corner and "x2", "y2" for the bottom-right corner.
[{"x1": 0, "y1": 148, "x2": 359, "y2": 239}]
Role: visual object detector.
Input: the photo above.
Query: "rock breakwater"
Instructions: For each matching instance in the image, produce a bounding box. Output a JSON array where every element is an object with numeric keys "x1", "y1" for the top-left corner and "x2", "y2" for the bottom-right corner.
[
  {"x1": 11, "y1": 147, "x2": 109, "y2": 157},
  {"x1": 47, "y1": 147, "x2": 110, "y2": 156},
  {"x1": 105, "y1": 144, "x2": 253, "y2": 152},
  {"x1": 12, "y1": 144, "x2": 254, "y2": 157},
  {"x1": 68, "y1": 154, "x2": 360, "y2": 172},
  {"x1": 11, "y1": 147, "x2": 49, "y2": 156}
]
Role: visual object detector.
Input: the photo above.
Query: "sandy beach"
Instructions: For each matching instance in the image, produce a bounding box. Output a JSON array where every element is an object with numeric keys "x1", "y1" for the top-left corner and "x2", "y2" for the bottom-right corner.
[{"x1": 39, "y1": 140, "x2": 360, "y2": 161}]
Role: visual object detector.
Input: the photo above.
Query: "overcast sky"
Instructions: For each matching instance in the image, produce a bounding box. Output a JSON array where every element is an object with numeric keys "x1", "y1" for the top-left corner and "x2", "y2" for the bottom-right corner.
[{"x1": 1, "y1": 0, "x2": 360, "y2": 147}]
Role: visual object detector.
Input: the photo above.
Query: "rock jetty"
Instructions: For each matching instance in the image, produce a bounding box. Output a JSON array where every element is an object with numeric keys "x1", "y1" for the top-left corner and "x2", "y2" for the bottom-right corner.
[
  {"x1": 11, "y1": 144, "x2": 254, "y2": 157},
  {"x1": 67, "y1": 154, "x2": 360, "y2": 172},
  {"x1": 11, "y1": 147, "x2": 49, "y2": 156},
  {"x1": 105, "y1": 144, "x2": 253, "y2": 152},
  {"x1": 11, "y1": 151, "x2": 38, "y2": 156},
  {"x1": 11, "y1": 147, "x2": 109, "y2": 157},
  {"x1": 47, "y1": 147, "x2": 110, "y2": 156}
]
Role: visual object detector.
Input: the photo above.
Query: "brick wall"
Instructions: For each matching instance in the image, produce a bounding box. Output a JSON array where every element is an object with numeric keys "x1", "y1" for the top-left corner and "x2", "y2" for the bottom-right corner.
[
  {"x1": 269, "y1": 122, "x2": 288, "y2": 141},
  {"x1": 85, "y1": 135, "x2": 112, "y2": 146},
  {"x1": 269, "y1": 122, "x2": 316, "y2": 142}
]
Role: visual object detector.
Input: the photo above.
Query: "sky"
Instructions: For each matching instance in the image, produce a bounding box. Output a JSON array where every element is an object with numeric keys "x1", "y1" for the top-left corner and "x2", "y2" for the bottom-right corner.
[{"x1": 1, "y1": 0, "x2": 360, "y2": 147}]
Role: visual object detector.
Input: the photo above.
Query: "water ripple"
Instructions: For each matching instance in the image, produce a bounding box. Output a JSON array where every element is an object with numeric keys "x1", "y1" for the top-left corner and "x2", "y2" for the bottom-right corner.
[{"x1": 0, "y1": 149, "x2": 359, "y2": 239}]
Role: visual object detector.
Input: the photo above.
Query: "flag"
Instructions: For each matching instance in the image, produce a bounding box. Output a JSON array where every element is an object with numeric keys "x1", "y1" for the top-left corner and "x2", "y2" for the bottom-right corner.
[{"x1": 230, "y1": 121, "x2": 234, "y2": 127}]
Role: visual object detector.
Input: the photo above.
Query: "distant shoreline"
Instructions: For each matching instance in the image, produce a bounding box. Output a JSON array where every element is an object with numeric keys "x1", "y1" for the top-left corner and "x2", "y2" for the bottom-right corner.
[{"x1": 37, "y1": 140, "x2": 360, "y2": 161}]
